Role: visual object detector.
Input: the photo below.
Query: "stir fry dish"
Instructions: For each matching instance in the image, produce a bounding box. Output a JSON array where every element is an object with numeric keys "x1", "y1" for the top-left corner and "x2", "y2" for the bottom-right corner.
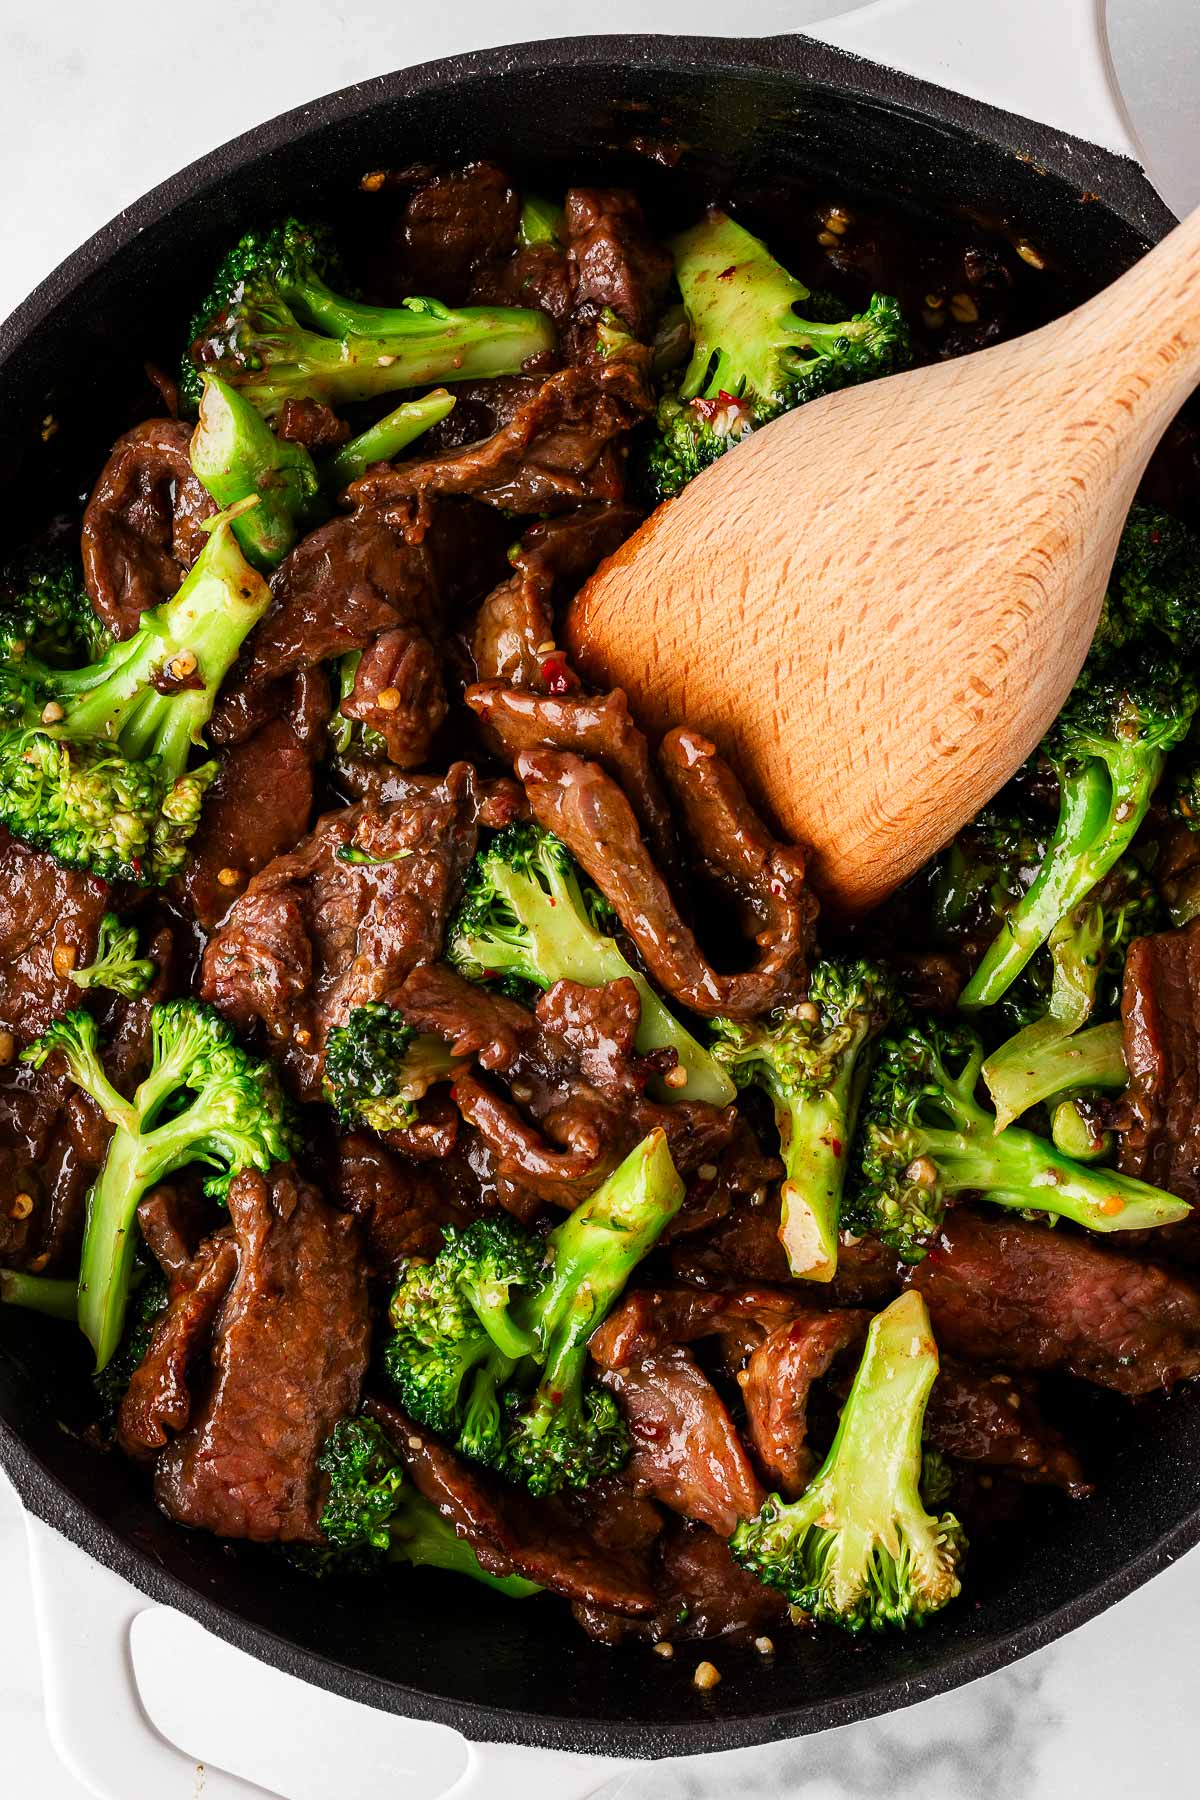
[{"x1": 4, "y1": 162, "x2": 1200, "y2": 1657}]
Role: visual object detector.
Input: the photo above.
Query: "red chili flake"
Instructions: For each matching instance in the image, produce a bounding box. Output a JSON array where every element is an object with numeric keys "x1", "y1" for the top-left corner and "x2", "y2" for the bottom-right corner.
[
  {"x1": 130, "y1": 858, "x2": 143, "y2": 878},
  {"x1": 541, "y1": 656, "x2": 573, "y2": 695},
  {"x1": 448, "y1": 1085, "x2": 458, "y2": 1103},
  {"x1": 717, "y1": 266, "x2": 737, "y2": 279},
  {"x1": 830, "y1": 1138, "x2": 843, "y2": 1159},
  {"x1": 549, "y1": 1390, "x2": 564, "y2": 1408}
]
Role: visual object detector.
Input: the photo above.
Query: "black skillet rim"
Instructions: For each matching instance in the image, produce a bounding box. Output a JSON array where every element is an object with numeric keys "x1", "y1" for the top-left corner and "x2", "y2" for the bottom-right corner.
[{"x1": 0, "y1": 28, "x2": 1192, "y2": 1761}]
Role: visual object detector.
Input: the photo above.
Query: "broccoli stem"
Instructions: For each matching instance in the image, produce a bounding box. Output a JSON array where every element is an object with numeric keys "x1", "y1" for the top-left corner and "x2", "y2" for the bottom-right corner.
[
  {"x1": 59, "y1": 506, "x2": 273, "y2": 780},
  {"x1": 388, "y1": 1494, "x2": 541, "y2": 1596},
  {"x1": 982, "y1": 1018, "x2": 1127, "y2": 1132},
  {"x1": 1050, "y1": 1098, "x2": 1113, "y2": 1163},
  {"x1": 519, "y1": 1129, "x2": 684, "y2": 1442},
  {"x1": 78, "y1": 1129, "x2": 157, "y2": 1368},
  {"x1": 518, "y1": 196, "x2": 565, "y2": 249},
  {"x1": 776, "y1": 1091, "x2": 846, "y2": 1285},
  {"x1": 961, "y1": 755, "x2": 1156, "y2": 1009},
  {"x1": 0, "y1": 1269, "x2": 78, "y2": 1320},
  {"x1": 190, "y1": 376, "x2": 323, "y2": 570},
  {"x1": 323, "y1": 391, "x2": 456, "y2": 491}
]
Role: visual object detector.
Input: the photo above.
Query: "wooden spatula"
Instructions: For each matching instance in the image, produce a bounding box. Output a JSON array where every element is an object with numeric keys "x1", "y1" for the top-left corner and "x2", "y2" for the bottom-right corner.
[{"x1": 566, "y1": 206, "x2": 1200, "y2": 912}]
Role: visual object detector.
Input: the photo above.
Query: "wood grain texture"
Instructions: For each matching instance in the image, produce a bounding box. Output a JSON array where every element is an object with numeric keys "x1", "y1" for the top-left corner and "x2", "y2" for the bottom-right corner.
[{"x1": 567, "y1": 207, "x2": 1200, "y2": 912}]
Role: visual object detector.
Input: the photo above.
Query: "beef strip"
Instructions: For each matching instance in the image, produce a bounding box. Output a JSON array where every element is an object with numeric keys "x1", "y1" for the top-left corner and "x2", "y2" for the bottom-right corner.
[
  {"x1": 209, "y1": 666, "x2": 330, "y2": 751},
  {"x1": 572, "y1": 1516, "x2": 789, "y2": 1646},
  {"x1": 348, "y1": 351, "x2": 655, "y2": 517},
  {"x1": 741, "y1": 1311, "x2": 871, "y2": 1498},
  {"x1": 924, "y1": 1357, "x2": 1090, "y2": 1497},
  {"x1": 466, "y1": 682, "x2": 675, "y2": 869},
  {"x1": 908, "y1": 1210, "x2": 1200, "y2": 1396},
  {"x1": 179, "y1": 716, "x2": 319, "y2": 931},
  {"x1": 517, "y1": 741, "x2": 813, "y2": 1019},
  {"x1": 249, "y1": 508, "x2": 440, "y2": 683},
  {"x1": 340, "y1": 625, "x2": 446, "y2": 768},
  {"x1": 118, "y1": 1227, "x2": 238, "y2": 1459},
  {"x1": 155, "y1": 1166, "x2": 370, "y2": 1542},
  {"x1": 81, "y1": 419, "x2": 215, "y2": 637},
  {"x1": 590, "y1": 1284, "x2": 804, "y2": 1372},
  {"x1": 469, "y1": 503, "x2": 640, "y2": 689},
  {"x1": 670, "y1": 1196, "x2": 903, "y2": 1308},
  {"x1": 399, "y1": 963, "x2": 736, "y2": 1210},
  {"x1": 201, "y1": 769, "x2": 478, "y2": 1098},
  {"x1": 275, "y1": 398, "x2": 351, "y2": 452},
  {"x1": 0, "y1": 831, "x2": 108, "y2": 1044},
  {"x1": 470, "y1": 244, "x2": 574, "y2": 323},
  {"x1": 331, "y1": 1133, "x2": 473, "y2": 1277},
  {"x1": 368, "y1": 1399, "x2": 658, "y2": 1613},
  {"x1": 1118, "y1": 921, "x2": 1200, "y2": 1256},
  {"x1": 599, "y1": 1349, "x2": 765, "y2": 1537},
  {"x1": 562, "y1": 188, "x2": 672, "y2": 353},
  {"x1": 0, "y1": 1067, "x2": 108, "y2": 1271},
  {"x1": 365, "y1": 163, "x2": 520, "y2": 306}
]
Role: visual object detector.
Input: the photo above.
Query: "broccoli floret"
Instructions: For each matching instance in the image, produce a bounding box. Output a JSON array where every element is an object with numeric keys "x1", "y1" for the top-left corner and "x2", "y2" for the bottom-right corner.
[
  {"x1": 323, "y1": 1003, "x2": 462, "y2": 1133},
  {"x1": 981, "y1": 860, "x2": 1159, "y2": 1128},
  {"x1": 845, "y1": 1017, "x2": 1186, "y2": 1263},
  {"x1": 0, "y1": 505, "x2": 272, "y2": 885},
  {"x1": 68, "y1": 912, "x2": 155, "y2": 1000},
  {"x1": 1106, "y1": 503, "x2": 1200, "y2": 653},
  {"x1": 386, "y1": 1129, "x2": 685, "y2": 1496},
  {"x1": 448, "y1": 823, "x2": 735, "y2": 1106},
  {"x1": 710, "y1": 958, "x2": 897, "y2": 1282},
  {"x1": 309, "y1": 1416, "x2": 540, "y2": 1595},
  {"x1": 644, "y1": 210, "x2": 910, "y2": 501},
  {"x1": 731, "y1": 1291, "x2": 965, "y2": 1633},
  {"x1": 0, "y1": 541, "x2": 109, "y2": 665},
  {"x1": 961, "y1": 645, "x2": 1196, "y2": 1011},
  {"x1": 22, "y1": 1000, "x2": 296, "y2": 1369},
  {"x1": 182, "y1": 216, "x2": 556, "y2": 417}
]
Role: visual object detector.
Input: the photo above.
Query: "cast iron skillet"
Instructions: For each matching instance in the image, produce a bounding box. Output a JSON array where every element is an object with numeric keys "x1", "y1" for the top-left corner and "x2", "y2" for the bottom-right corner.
[{"x1": 0, "y1": 32, "x2": 1195, "y2": 1761}]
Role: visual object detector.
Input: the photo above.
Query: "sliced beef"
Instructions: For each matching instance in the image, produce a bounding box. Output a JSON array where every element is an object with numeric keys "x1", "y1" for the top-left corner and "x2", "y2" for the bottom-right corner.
[
  {"x1": 209, "y1": 667, "x2": 331, "y2": 752},
  {"x1": 590, "y1": 1284, "x2": 803, "y2": 1373},
  {"x1": 339, "y1": 625, "x2": 446, "y2": 769},
  {"x1": 81, "y1": 419, "x2": 215, "y2": 637},
  {"x1": 200, "y1": 769, "x2": 478, "y2": 1098},
  {"x1": 466, "y1": 682, "x2": 675, "y2": 869},
  {"x1": 924, "y1": 1357, "x2": 1090, "y2": 1497},
  {"x1": 118, "y1": 1228, "x2": 238, "y2": 1458},
  {"x1": 518, "y1": 741, "x2": 813, "y2": 1019},
  {"x1": 331, "y1": 1133, "x2": 473, "y2": 1277},
  {"x1": 0, "y1": 1067, "x2": 108, "y2": 1271},
  {"x1": 155, "y1": 1166, "x2": 369, "y2": 1542},
  {"x1": 249, "y1": 508, "x2": 440, "y2": 683},
  {"x1": 599, "y1": 1349, "x2": 765, "y2": 1536},
  {"x1": 1118, "y1": 921, "x2": 1200, "y2": 1253},
  {"x1": 0, "y1": 832, "x2": 108, "y2": 1044},
  {"x1": 562, "y1": 187, "x2": 672, "y2": 352},
  {"x1": 398, "y1": 963, "x2": 736, "y2": 1211},
  {"x1": 179, "y1": 717, "x2": 319, "y2": 931},
  {"x1": 366, "y1": 163, "x2": 520, "y2": 306},
  {"x1": 670, "y1": 1197, "x2": 902, "y2": 1308},
  {"x1": 275, "y1": 398, "x2": 351, "y2": 452},
  {"x1": 741, "y1": 1311, "x2": 871, "y2": 1498},
  {"x1": 573, "y1": 1516, "x2": 788, "y2": 1646},
  {"x1": 368, "y1": 1400, "x2": 658, "y2": 1613},
  {"x1": 470, "y1": 503, "x2": 640, "y2": 689},
  {"x1": 471, "y1": 244, "x2": 574, "y2": 324},
  {"x1": 909, "y1": 1210, "x2": 1200, "y2": 1396},
  {"x1": 348, "y1": 352, "x2": 655, "y2": 517}
]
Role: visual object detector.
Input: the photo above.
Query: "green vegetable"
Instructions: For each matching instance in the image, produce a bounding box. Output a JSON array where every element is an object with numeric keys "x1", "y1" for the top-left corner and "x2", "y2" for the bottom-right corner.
[
  {"x1": 322, "y1": 1003, "x2": 462, "y2": 1133},
  {"x1": 449, "y1": 823, "x2": 734, "y2": 1105},
  {"x1": 731, "y1": 1291, "x2": 965, "y2": 1633},
  {"x1": 322, "y1": 389, "x2": 456, "y2": 490},
  {"x1": 69, "y1": 913, "x2": 156, "y2": 1000},
  {"x1": 845, "y1": 1017, "x2": 1186, "y2": 1264},
  {"x1": 710, "y1": 958, "x2": 897, "y2": 1281},
  {"x1": 22, "y1": 1001, "x2": 295, "y2": 1369},
  {"x1": 182, "y1": 217, "x2": 556, "y2": 416},
  {"x1": 0, "y1": 504, "x2": 272, "y2": 885},
  {"x1": 190, "y1": 374, "x2": 323, "y2": 569},
  {"x1": 0, "y1": 1269, "x2": 78, "y2": 1319},
  {"x1": 386, "y1": 1129, "x2": 685, "y2": 1496},
  {"x1": 645, "y1": 210, "x2": 910, "y2": 501}
]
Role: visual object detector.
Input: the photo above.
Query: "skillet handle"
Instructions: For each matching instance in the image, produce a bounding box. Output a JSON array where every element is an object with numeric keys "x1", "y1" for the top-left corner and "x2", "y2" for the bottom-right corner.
[
  {"x1": 26, "y1": 1518, "x2": 625, "y2": 1800},
  {"x1": 807, "y1": 0, "x2": 1144, "y2": 161}
]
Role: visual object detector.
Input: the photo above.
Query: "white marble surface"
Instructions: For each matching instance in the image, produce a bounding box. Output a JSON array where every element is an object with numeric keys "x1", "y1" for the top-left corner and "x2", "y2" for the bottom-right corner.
[{"x1": 3, "y1": 3, "x2": 1200, "y2": 1795}]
